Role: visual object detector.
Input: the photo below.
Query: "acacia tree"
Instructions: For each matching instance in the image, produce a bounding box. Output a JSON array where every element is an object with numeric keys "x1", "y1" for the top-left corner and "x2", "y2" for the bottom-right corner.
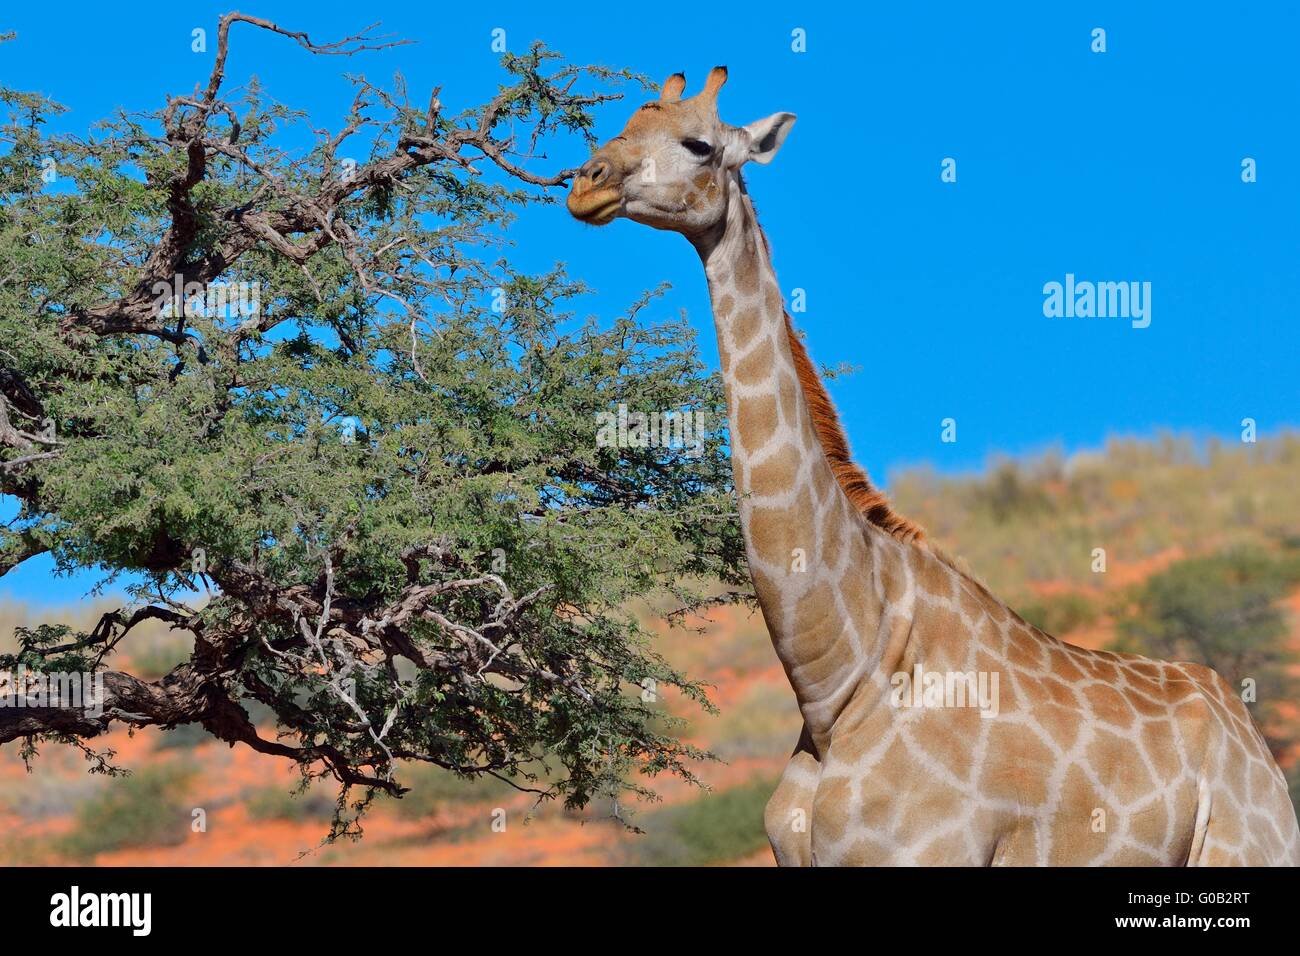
[{"x1": 0, "y1": 13, "x2": 747, "y2": 831}]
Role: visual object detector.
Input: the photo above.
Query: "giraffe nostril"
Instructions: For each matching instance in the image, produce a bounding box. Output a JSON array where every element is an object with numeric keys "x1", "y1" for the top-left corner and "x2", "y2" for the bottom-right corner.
[{"x1": 583, "y1": 158, "x2": 611, "y2": 186}]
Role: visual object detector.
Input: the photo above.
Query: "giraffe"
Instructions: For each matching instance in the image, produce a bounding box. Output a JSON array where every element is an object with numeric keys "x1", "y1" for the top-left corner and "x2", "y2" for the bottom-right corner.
[{"x1": 566, "y1": 68, "x2": 1300, "y2": 866}]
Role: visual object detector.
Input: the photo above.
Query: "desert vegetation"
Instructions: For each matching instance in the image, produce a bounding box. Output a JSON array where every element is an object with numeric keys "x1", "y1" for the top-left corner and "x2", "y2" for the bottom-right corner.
[{"x1": 3, "y1": 432, "x2": 1296, "y2": 864}]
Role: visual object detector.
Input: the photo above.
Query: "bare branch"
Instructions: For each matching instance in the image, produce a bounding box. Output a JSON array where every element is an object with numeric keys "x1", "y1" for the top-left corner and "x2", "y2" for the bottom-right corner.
[
  {"x1": 203, "y1": 12, "x2": 411, "y2": 106},
  {"x1": 0, "y1": 451, "x2": 59, "y2": 473}
]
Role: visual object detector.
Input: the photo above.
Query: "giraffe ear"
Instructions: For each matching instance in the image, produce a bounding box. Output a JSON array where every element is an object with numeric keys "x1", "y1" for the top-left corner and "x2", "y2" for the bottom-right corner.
[{"x1": 742, "y1": 113, "x2": 796, "y2": 165}]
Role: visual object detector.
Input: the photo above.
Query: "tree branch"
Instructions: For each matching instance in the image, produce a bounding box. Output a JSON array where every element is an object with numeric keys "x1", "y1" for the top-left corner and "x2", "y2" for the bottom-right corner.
[
  {"x1": 0, "y1": 528, "x2": 48, "y2": 579},
  {"x1": 0, "y1": 664, "x2": 212, "y2": 745}
]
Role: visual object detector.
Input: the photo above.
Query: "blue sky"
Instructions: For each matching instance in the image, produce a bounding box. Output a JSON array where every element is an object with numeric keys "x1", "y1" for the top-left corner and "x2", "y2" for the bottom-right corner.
[{"x1": 2, "y1": 1, "x2": 1297, "y2": 604}]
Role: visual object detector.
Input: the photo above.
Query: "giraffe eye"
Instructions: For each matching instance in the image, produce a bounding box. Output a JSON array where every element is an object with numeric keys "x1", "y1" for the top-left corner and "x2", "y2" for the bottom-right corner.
[{"x1": 681, "y1": 139, "x2": 712, "y2": 158}]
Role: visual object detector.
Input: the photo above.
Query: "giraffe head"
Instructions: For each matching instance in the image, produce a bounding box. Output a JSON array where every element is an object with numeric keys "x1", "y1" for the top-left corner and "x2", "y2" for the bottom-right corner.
[{"x1": 567, "y1": 67, "x2": 796, "y2": 239}]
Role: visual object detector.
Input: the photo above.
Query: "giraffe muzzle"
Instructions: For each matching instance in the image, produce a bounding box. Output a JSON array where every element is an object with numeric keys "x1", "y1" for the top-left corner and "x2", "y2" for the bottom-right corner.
[{"x1": 567, "y1": 157, "x2": 622, "y2": 224}]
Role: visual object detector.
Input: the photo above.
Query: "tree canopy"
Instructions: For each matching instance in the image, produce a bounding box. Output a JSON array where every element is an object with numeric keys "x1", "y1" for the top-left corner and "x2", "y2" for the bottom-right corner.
[{"x1": 0, "y1": 13, "x2": 747, "y2": 833}]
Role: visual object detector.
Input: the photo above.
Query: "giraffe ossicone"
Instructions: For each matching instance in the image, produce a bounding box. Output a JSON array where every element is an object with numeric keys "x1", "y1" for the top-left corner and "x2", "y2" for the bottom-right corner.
[{"x1": 567, "y1": 68, "x2": 1300, "y2": 866}]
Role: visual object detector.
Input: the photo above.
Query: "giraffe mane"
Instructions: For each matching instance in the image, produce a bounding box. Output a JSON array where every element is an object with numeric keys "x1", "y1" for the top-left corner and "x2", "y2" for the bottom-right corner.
[
  {"x1": 783, "y1": 311, "x2": 1012, "y2": 593},
  {"x1": 745, "y1": 187, "x2": 930, "y2": 547},
  {"x1": 781, "y1": 314, "x2": 926, "y2": 544}
]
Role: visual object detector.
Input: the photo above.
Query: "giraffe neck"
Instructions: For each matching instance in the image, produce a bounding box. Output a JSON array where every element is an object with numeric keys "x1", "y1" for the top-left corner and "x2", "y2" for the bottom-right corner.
[{"x1": 693, "y1": 176, "x2": 901, "y2": 743}]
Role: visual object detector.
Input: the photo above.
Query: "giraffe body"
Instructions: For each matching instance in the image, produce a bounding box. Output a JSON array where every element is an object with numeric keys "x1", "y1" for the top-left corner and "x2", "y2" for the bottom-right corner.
[
  {"x1": 567, "y1": 68, "x2": 1300, "y2": 866},
  {"x1": 789, "y1": 527, "x2": 1298, "y2": 865}
]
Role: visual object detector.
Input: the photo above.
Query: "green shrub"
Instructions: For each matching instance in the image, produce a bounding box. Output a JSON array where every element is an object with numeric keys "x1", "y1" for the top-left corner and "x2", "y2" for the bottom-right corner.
[
  {"x1": 58, "y1": 761, "x2": 197, "y2": 860},
  {"x1": 1016, "y1": 592, "x2": 1099, "y2": 636},
  {"x1": 969, "y1": 459, "x2": 1055, "y2": 524},
  {"x1": 624, "y1": 777, "x2": 776, "y2": 866},
  {"x1": 1114, "y1": 548, "x2": 1292, "y2": 670},
  {"x1": 246, "y1": 783, "x2": 338, "y2": 822}
]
